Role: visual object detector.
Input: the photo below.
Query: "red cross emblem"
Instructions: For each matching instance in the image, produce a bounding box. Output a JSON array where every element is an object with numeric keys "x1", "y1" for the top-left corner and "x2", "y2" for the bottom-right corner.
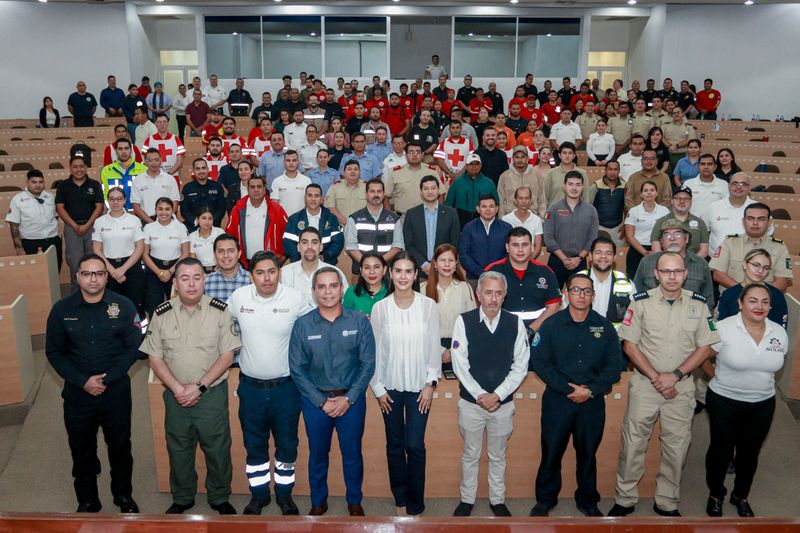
[
  {"x1": 157, "y1": 143, "x2": 173, "y2": 161},
  {"x1": 447, "y1": 149, "x2": 465, "y2": 168}
]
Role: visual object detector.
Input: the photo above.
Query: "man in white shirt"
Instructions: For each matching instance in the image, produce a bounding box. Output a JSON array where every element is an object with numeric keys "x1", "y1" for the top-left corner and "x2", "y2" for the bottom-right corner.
[
  {"x1": 296, "y1": 125, "x2": 327, "y2": 171},
  {"x1": 450, "y1": 270, "x2": 530, "y2": 518},
  {"x1": 227, "y1": 250, "x2": 311, "y2": 516},
  {"x1": 133, "y1": 107, "x2": 157, "y2": 150},
  {"x1": 615, "y1": 135, "x2": 645, "y2": 181},
  {"x1": 382, "y1": 135, "x2": 407, "y2": 181},
  {"x1": 548, "y1": 108, "x2": 582, "y2": 162},
  {"x1": 702, "y1": 172, "x2": 756, "y2": 255},
  {"x1": 283, "y1": 110, "x2": 309, "y2": 151},
  {"x1": 271, "y1": 150, "x2": 312, "y2": 217},
  {"x1": 501, "y1": 186, "x2": 543, "y2": 259},
  {"x1": 683, "y1": 154, "x2": 728, "y2": 216},
  {"x1": 131, "y1": 148, "x2": 180, "y2": 224},
  {"x1": 281, "y1": 227, "x2": 348, "y2": 307},
  {"x1": 6, "y1": 169, "x2": 62, "y2": 268},
  {"x1": 423, "y1": 54, "x2": 448, "y2": 80},
  {"x1": 202, "y1": 74, "x2": 228, "y2": 111}
]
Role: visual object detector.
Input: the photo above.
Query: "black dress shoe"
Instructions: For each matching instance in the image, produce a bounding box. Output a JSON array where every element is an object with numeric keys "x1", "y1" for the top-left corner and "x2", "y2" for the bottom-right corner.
[
  {"x1": 453, "y1": 501, "x2": 474, "y2": 516},
  {"x1": 706, "y1": 495, "x2": 723, "y2": 517},
  {"x1": 243, "y1": 494, "x2": 271, "y2": 515},
  {"x1": 653, "y1": 503, "x2": 681, "y2": 517},
  {"x1": 490, "y1": 503, "x2": 512, "y2": 517},
  {"x1": 309, "y1": 502, "x2": 328, "y2": 516},
  {"x1": 730, "y1": 494, "x2": 755, "y2": 517},
  {"x1": 165, "y1": 501, "x2": 194, "y2": 514},
  {"x1": 529, "y1": 503, "x2": 552, "y2": 517},
  {"x1": 76, "y1": 500, "x2": 102, "y2": 513},
  {"x1": 576, "y1": 503, "x2": 604, "y2": 517},
  {"x1": 277, "y1": 496, "x2": 299, "y2": 515},
  {"x1": 347, "y1": 503, "x2": 365, "y2": 516},
  {"x1": 607, "y1": 503, "x2": 635, "y2": 517},
  {"x1": 113, "y1": 495, "x2": 140, "y2": 513},
  {"x1": 210, "y1": 501, "x2": 237, "y2": 515}
]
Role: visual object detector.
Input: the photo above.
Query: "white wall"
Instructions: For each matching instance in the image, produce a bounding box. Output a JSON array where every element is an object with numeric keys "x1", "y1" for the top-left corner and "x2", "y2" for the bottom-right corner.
[
  {"x1": 627, "y1": 5, "x2": 665, "y2": 89},
  {"x1": 589, "y1": 19, "x2": 631, "y2": 51},
  {"x1": 153, "y1": 17, "x2": 197, "y2": 50},
  {"x1": 389, "y1": 22, "x2": 451, "y2": 79},
  {"x1": 660, "y1": 4, "x2": 799, "y2": 119},
  {"x1": 0, "y1": 1, "x2": 131, "y2": 118}
]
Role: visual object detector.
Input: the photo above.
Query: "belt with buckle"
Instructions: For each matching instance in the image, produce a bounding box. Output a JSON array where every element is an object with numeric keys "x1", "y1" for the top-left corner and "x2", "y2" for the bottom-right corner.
[{"x1": 241, "y1": 374, "x2": 292, "y2": 389}]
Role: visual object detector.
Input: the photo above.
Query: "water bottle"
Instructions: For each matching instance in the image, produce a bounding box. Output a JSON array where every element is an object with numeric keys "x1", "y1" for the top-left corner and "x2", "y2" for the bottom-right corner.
[
  {"x1": 62, "y1": 119, "x2": 68, "y2": 128},
  {"x1": 780, "y1": 115, "x2": 785, "y2": 122},
  {"x1": 776, "y1": 115, "x2": 781, "y2": 122},
  {"x1": 756, "y1": 114, "x2": 761, "y2": 121},
  {"x1": 720, "y1": 114, "x2": 726, "y2": 121},
  {"x1": 757, "y1": 160, "x2": 767, "y2": 172},
  {"x1": 36, "y1": 247, "x2": 43, "y2": 254},
  {"x1": 751, "y1": 114, "x2": 756, "y2": 121},
  {"x1": 712, "y1": 122, "x2": 719, "y2": 132},
  {"x1": 727, "y1": 114, "x2": 732, "y2": 121}
]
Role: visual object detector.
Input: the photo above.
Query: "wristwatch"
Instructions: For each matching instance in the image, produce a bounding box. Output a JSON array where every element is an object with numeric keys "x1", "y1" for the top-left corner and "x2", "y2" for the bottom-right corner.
[
  {"x1": 345, "y1": 396, "x2": 354, "y2": 406},
  {"x1": 196, "y1": 382, "x2": 208, "y2": 395},
  {"x1": 427, "y1": 380, "x2": 438, "y2": 389},
  {"x1": 673, "y1": 368, "x2": 685, "y2": 380}
]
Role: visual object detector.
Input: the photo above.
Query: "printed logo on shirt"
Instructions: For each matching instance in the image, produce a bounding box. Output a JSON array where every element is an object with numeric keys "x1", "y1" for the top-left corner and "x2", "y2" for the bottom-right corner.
[
  {"x1": 557, "y1": 209, "x2": 571, "y2": 217},
  {"x1": 536, "y1": 277, "x2": 548, "y2": 289},
  {"x1": 307, "y1": 334, "x2": 322, "y2": 340},
  {"x1": 713, "y1": 245, "x2": 722, "y2": 258},
  {"x1": 452, "y1": 339, "x2": 460, "y2": 349},
  {"x1": 767, "y1": 337, "x2": 783, "y2": 352},
  {"x1": 689, "y1": 220, "x2": 699, "y2": 229},
  {"x1": 273, "y1": 308, "x2": 291, "y2": 313},
  {"x1": 239, "y1": 306, "x2": 255, "y2": 314},
  {"x1": 341, "y1": 329, "x2": 358, "y2": 337},
  {"x1": 532, "y1": 332, "x2": 540, "y2": 347},
  {"x1": 589, "y1": 325, "x2": 604, "y2": 338},
  {"x1": 107, "y1": 303, "x2": 120, "y2": 318}
]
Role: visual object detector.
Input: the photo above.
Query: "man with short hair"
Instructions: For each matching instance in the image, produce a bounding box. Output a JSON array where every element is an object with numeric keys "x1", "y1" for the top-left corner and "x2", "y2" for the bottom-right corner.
[
  {"x1": 143, "y1": 113, "x2": 186, "y2": 187},
  {"x1": 498, "y1": 146, "x2": 547, "y2": 217},
  {"x1": 46, "y1": 253, "x2": 143, "y2": 513},
  {"x1": 338, "y1": 132, "x2": 382, "y2": 181},
  {"x1": 289, "y1": 268, "x2": 376, "y2": 517},
  {"x1": 507, "y1": 103, "x2": 529, "y2": 136},
  {"x1": 284, "y1": 184, "x2": 344, "y2": 265},
  {"x1": 249, "y1": 117, "x2": 274, "y2": 159},
  {"x1": 531, "y1": 272, "x2": 621, "y2": 517},
  {"x1": 501, "y1": 186, "x2": 544, "y2": 257},
  {"x1": 624, "y1": 148, "x2": 673, "y2": 211},
  {"x1": 228, "y1": 251, "x2": 311, "y2": 516},
  {"x1": 651, "y1": 187, "x2": 710, "y2": 257},
  {"x1": 631, "y1": 98, "x2": 654, "y2": 138},
  {"x1": 575, "y1": 100, "x2": 600, "y2": 142},
  {"x1": 55, "y1": 157, "x2": 105, "y2": 288},
  {"x1": 103, "y1": 124, "x2": 144, "y2": 166},
  {"x1": 543, "y1": 171, "x2": 599, "y2": 287},
  {"x1": 702, "y1": 172, "x2": 756, "y2": 256},
  {"x1": 607, "y1": 102, "x2": 633, "y2": 155},
  {"x1": 100, "y1": 138, "x2": 147, "y2": 211},
  {"x1": 284, "y1": 110, "x2": 310, "y2": 151},
  {"x1": 424, "y1": 54, "x2": 448, "y2": 80},
  {"x1": 459, "y1": 195, "x2": 512, "y2": 282},
  {"x1": 543, "y1": 142, "x2": 589, "y2": 207},
  {"x1": 361, "y1": 107, "x2": 391, "y2": 145},
  {"x1": 381, "y1": 134, "x2": 408, "y2": 182},
  {"x1": 7, "y1": 169, "x2": 62, "y2": 268},
  {"x1": 344, "y1": 178, "x2": 403, "y2": 274},
  {"x1": 474, "y1": 127, "x2": 509, "y2": 186},
  {"x1": 138, "y1": 77, "x2": 152, "y2": 100},
  {"x1": 548, "y1": 109, "x2": 582, "y2": 157},
  {"x1": 445, "y1": 154, "x2": 500, "y2": 229},
  {"x1": 486, "y1": 81, "x2": 504, "y2": 114},
  {"x1": 557, "y1": 77, "x2": 576, "y2": 108},
  {"x1": 589, "y1": 160, "x2": 626, "y2": 249},
  {"x1": 121, "y1": 84, "x2": 146, "y2": 141},
  {"x1": 650, "y1": 96, "x2": 669, "y2": 127},
  {"x1": 251, "y1": 91, "x2": 274, "y2": 121},
  {"x1": 180, "y1": 159, "x2": 226, "y2": 232},
  {"x1": 573, "y1": 237, "x2": 633, "y2": 328},
  {"x1": 141, "y1": 257, "x2": 241, "y2": 515},
  {"x1": 186, "y1": 89, "x2": 211, "y2": 138},
  {"x1": 296, "y1": 125, "x2": 327, "y2": 171},
  {"x1": 683, "y1": 154, "x2": 728, "y2": 216},
  {"x1": 282, "y1": 228, "x2": 348, "y2": 306},
  {"x1": 366, "y1": 126, "x2": 392, "y2": 164},
  {"x1": 259, "y1": 132, "x2": 303, "y2": 190},
  {"x1": 227, "y1": 78, "x2": 253, "y2": 117},
  {"x1": 219, "y1": 144, "x2": 245, "y2": 205},
  {"x1": 131, "y1": 149, "x2": 180, "y2": 225},
  {"x1": 202, "y1": 74, "x2": 228, "y2": 111},
  {"x1": 662, "y1": 107, "x2": 697, "y2": 169},
  {"x1": 709, "y1": 203, "x2": 793, "y2": 292},
  {"x1": 435, "y1": 120, "x2": 475, "y2": 184},
  {"x1": 616, "y1": 134, "x2": 645, "y2": 181},
  {"x1": 302, "y1": 94, "x2": 326, "y2": 132},
  {"x1": 402, "y1": 175, "x2": 461, "y2": 276},
  {"x1": 456, "y1": 75, "x2": 477, "y2": 108},
  {"x1": 100, "y1": 75, "x2": 125, "y2": 117},
  {"x1": 451, "y1": 271, "x2": 530, "y2": 517},
  {"x1": 694, "y1": 79, "x2": 721, "y2": 120},
  {"x1": 68, "y1": 80, "x2": 98, "y2": 127},
  {"x1": 204, "y1": 234, "x2": 251, "y2": 317},
  {"x1": 225, "y1": 176, "x2": 289, "y2": 268},
  {"x1": 133, "y1": 107, "x2": 157, "y2": 150},
  {"x1": 568, "y1": 83, "x2": 596, "y2": 112},
  {"x1": 203, "y1": 137, "x2": 228, "y2": 182},
  {"x1": 325, "y1": 160, "x2": 367, "y2": 227}
]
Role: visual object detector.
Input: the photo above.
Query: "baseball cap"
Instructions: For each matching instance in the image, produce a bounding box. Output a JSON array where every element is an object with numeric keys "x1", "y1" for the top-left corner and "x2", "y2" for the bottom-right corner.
[
  {"x1": 512, "y1": 145, "x2": 529, "y2": 156},
  {"x1": 673, "y1": 186, "x2": 693, "y2": 197},
  {"x1": 659, "y1": 218, "x2": 688, "y2": 234},
  {"x1": 465, "y1": 153, "x2": 482, "y2": 165}
]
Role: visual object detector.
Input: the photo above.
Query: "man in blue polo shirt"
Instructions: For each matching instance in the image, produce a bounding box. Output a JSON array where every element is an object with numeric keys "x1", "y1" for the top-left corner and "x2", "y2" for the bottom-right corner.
[
  {"x1": 100, "y1": 75, "x2": 125, "y2": 117},
  {"x1": 338, "y1": 133, "x2": 382, "y2": 181}
]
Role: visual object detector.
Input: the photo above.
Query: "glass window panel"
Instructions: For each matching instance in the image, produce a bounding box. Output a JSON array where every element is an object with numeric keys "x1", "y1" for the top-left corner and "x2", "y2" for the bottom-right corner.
[
  {"x1": 262, "y1": 16, "x2": 321, "y2": 79},
  {"x1": 389, "y1": 16, "x2": 451, "y2": 80},
  {"x1": 159, "y1": 50, "x2": 198, "y2": 66},
  {"x1": 205, "y1": 16, "x2": 262, "y2": 80},
  {"x1": 453, "y1": 17, "x2": 515, "y2": 78},
  {"x1": 325, "y1": 17, "x2": 387, "y2": 78},
  {"x1": 600, "y1": 70, "x2": 623, "y2": 92},
  {"x1": 516, "y1": 18, "x2": 580, "y2": 78},
  {"x1": 588, "y1": 51, "x2": 626, "y2": 68}
]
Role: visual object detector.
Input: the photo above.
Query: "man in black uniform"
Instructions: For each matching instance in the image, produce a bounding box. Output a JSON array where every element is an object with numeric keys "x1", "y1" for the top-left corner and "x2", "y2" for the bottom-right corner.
[
  {"x1": 180, "y1": 158, "x2": 227, "y2": 232},
  {"x1": 530, "y1": 272, "x2": 622, "y2": 517},
  {"x1": 45, "y1": 253, "x2": 143, "y2": 513}
]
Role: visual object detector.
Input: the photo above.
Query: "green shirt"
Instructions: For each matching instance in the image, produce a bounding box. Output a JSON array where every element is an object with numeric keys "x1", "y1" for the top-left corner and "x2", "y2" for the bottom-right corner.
[
  {"x1": 649, "y1": 211, "x2": 709, "y2": 255},
  {"x1": 342, "y1": 283, "x2": 388, "y2": 317},
  {"x1": 444, "y1": 173, "x2": 499, "y2": 214}
]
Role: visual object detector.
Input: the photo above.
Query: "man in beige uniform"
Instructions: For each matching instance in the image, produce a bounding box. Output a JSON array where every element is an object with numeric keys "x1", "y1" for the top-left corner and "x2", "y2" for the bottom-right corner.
[
  {"x1": 631, "y1": 98, "x2": 654, "y2": 138},
  {"x1": 608, "y1": 252, "x2": 719, "y2": 517},
  {"x1": 324, "y1": 160, "x2": 366, "y2": 226},
  {"x1": 141, "y1": 257, "x2": 242, "y2": 515},
  {"x1": 662, "y1": 107, "x2": 696, "y2": 170},
  {"x1": 607, "y1": 101, "x2": 633, "y2": 155},
  {"x1": 709, "y1": 202, "x2": 793, "y2": 292},
  {"x1": 498, "y1": 146, "x2": 547, "y2": 217},
  {"x1": 650, "y1": 96, "x2": 669, "y2": 127},
  {"x1": 384, "y1": 141, "x2": 442, "y2": 214},
  {"x1": 575, "y1": 101, "x2": 600, "y2": 143}
]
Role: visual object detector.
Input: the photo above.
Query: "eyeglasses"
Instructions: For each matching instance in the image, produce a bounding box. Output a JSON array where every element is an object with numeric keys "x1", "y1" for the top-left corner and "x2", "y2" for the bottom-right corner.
[
  {"x1": 656, "y1": 268, "x2": 686, "y2": 276},
  {"x1": 567, "y1": 287, "x2": 594, "y2": 296},
  {"x1": 406, "y1": 150, "x2": 422, "y2": 155},
  {"x1": 108, "y1": 196, "x2": 125, "y2": 202},
  {"x1": 78, "y1": 270, "x2": 108, "y2": 279},
  {"x1": 662, "y1": 231, "x2": 686, "y2": 240},
  {"x1": 642, "y1": 156, "x2": 657, "y2": 161},
  {"x1": 746, "y1": 261, "x2": 771, "y2": 273},
  {"x1": 730, "y1": 181, "x2": 750, "y2": 188}
]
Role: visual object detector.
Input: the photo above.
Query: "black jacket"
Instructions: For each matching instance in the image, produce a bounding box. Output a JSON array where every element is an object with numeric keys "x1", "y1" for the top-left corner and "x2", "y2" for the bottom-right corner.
[
  {"x1": 39, "y1": 108, "x2": 61, "y2": 128},
  {"x1": 402, "y1": 202, "x2": 461, "y2": 269}
]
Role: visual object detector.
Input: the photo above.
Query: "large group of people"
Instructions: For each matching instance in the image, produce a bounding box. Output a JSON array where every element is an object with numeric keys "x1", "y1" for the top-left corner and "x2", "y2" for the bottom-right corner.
[{"x1": 9, "y1": 66, "x2": 791, "y2": 520}]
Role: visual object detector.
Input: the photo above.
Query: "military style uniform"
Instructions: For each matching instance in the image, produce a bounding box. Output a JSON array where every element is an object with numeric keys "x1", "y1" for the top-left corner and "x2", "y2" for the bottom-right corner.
[
  {"x1": 324, "y1": 179, "x2": 366, "y2": 220},
  {"x1": 651, "y1": 110, "x2": 670, "y2": 127},
  {"x1": 709, "y1": 233, "x2": 793, "y2": 287},
  {"x1": 384, "y1": 162, "x2": 443, "y2": 214},
  {"x1": 607, "y1": 116, "x2": 633, "y2": 148},
  {"x1": 45, "y1": 289, "x2": 143, "y2": 509},
  {"x1": 662, "y1": 121, "x2": 697, "y2": 156},
  {"x1": 615, "y1": 288, "x2": 720, "y2": 512},
  {"x1": 631, "y1": 112, "x2": 654, "y2": 138},
  {"x1": 575, "y1": 113, "x2": 599, "y2": 141},
  {"x1": 139, "y1": 295, "x2": 242, "y2": 507}
]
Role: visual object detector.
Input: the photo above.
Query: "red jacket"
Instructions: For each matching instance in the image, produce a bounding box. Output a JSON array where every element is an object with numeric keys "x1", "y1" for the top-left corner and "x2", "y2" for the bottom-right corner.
[{"x1": 225, "y1": 196, "x2": 288, "y2": 268}]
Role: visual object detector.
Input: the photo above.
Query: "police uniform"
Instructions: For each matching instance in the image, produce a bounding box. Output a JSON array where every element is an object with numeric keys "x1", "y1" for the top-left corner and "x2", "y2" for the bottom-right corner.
[
  {"x1": 709, "y1": 233, "x2": 793, "y2": 287},
  {"x1": 139, "y1": 295, "x2": 241, "y2": 508},
  {"x1": 532, "y1": 308, "x2": 622, "y2": 512},
  {"x1": 662, "y1": 121, "x2": 697, "y2": 172},
  {"x1": 606, "y1": 116, "x2": 633, "y2": 148},
  {"x1": 92, "y1": 212, "x2": 146, "y2": 314},
  {"x1": 615, "y1": 288, "x2": 720, "y2": 512},
  {"x1": 384, "y1": 162, "x2": 442, "y2": 214},
  {"x1": 344, "y1": 206, "x2": 403, "y2": 274},
  {"x1": 179, "y1": 179, "x2": 227, "y2": 233},
  {"x1": 651, "y1": 110, "x2": 670, "y2": 127},
  {"x1": 227, "y1": 284, "x2": 312, "y2": 509},
  {"x1": 45, "y1": 289, "x2": 143, "y2": 509},
  {"x1": 575, "y1": 113, "x2": 599, "y2": 142},
  {"x1": 631, "y1": 112, "x2": 654, "y2": 138},
  {"x1": 324, "y1": 180, "x2": 366, "y2": 220},
  {"x1": 143, "y1": 219, "x2": 189, "y2": 316}
]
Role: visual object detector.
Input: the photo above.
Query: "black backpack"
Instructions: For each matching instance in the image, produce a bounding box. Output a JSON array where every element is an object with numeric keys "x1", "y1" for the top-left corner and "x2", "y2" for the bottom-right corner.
[{"x1": 70, "y1": 140, "x2": 92, "y2": 167}]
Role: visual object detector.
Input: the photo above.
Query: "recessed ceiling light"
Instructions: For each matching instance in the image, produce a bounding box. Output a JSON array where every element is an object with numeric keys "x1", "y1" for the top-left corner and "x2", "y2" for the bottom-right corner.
[
  {"x1": 274, "y1": 0, "x2": 282, "y2": 2},
  {"x1": 232, "y1": 32, "x2": 238, "y2": 35},
  {"x1": 546, "y1": 33, "x2": 552, "y2": 36},
  {"x1": 510, "y1": 0, "x2": 519, "y2": 3},
  {"x1": 468, "y1": 32, "x2": 474, "y2": 36},
  {"x1": 340, "y1": 33, "x2": 345, "y2": 36},
  {"x1": 286, "y1": 34, "x2": 291, "y2": 37},
  {"x1": 488, "y1": 35, "x2": 492, "y2": 38},
  {"x1": 392, "y1": 0, "x2": 401, "y2": 3},
  {"x1": 744, "y1": 0, "x2": 754, "y2": 4},
  {"x1": 38, "y1": 0, "x2": 47, "y2": 3},
  {"x1": 627, "y1": 0, "x2": 637, "y2": 4},
  {"x1": 155, "y1": 0, "x2": 165, "y2": 3}
]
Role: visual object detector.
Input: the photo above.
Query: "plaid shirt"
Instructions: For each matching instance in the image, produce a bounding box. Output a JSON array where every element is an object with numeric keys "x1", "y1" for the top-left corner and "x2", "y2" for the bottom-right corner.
[{"x1": 204, "y1": 266, "x2": 251, "y2": 303}]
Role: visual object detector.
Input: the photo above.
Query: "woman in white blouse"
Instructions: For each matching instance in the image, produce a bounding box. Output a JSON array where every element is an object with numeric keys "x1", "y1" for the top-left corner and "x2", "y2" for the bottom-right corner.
[
  {"x1": 370, "y1": 252, "x2": 441, "y2": 516},
  {"x1": 189, "y1": 207, "x2": 225, "y2": 273},
  {"x1": 420, "y1": 244, "x2": 477, "y2": 367},
  {"x1": 142, "y1": 197, "x2": 190, "y2": 316},
  {"x1": 624, "y1": 180, "x2": 669, "y2": 277},
  {"x1": 586, "y1": 119, "x2": 615, "y2": 167},
  {"x1": 92, "y1": 187, "x2": 145, "y2": 313},
  {"x1": 703, "y1": 284, "x2": 787, "y2": 518}
]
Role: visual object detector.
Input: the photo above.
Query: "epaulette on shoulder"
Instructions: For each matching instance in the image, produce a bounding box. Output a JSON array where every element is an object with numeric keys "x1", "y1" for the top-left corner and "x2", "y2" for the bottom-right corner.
[
  {"x1": 332, "y1": 179, "x2": 342, "y2": 185},
  {"x1": 209, "y1": 298, "x2": 228, "y2": 311},
  {"x1": 691, "y1": 292, "x2": 707, "y2": 303},
  {"x1": 632, "y1": 291, "x2": 650, "y2": 301},
  {"x1": 726, "y1": 233, "x2": 740, "y2": 239},
  {"x1": 392, "y1": 165, "x2": 403, "y2": 171},
  {"x1": 155, "y1": 301, "x2": 172, "y2": 316},
  {"x1": 770, "y1": 236, "x2": 784, "y2": 244}
]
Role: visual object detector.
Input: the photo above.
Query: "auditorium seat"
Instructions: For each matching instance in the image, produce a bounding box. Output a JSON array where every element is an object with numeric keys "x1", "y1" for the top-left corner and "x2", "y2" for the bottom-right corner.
[
  {"x1": 772, "y1": 208, "x2": 791, "y2": 220},
  {"x1": 766, "y1": 184, "x2": 795, "y2": 194},
  {"x1": 0, "y1": 186, "x2": 22, "y2": 192},
  {"x1": 10, "y1": 162, "x2": 33, "y2": 171},
  {"x1": 773, "y1": 151, "x2": 786, "y2": 157},
  {"x1": 48, "y1": 163, "x2": 63, "y2": 169}
]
